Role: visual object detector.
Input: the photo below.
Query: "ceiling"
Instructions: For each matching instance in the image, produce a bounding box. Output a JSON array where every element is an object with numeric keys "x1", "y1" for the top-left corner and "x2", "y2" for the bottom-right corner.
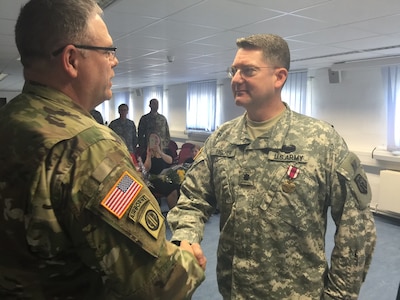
[{"x1": 2, "y1": 0, "x2": 400, "y2": 92}]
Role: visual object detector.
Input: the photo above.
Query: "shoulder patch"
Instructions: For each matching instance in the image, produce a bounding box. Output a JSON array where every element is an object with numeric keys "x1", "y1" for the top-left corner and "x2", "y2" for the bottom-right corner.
[
  {"x1": 139, "y1": 201, "x2": 163, "y2": 239},
  {"x1": 101, "y1": 171, "x2": 143, "y2": 219},
  {"x1": 355, "y1": 174, "x2": 368, "y2": 194},
  {"x1": 338, "y1": 152, "x2": 371, "y2": 209},
  {"x1": 128, "y1": 194, "x2": 163, "y2": 240}
]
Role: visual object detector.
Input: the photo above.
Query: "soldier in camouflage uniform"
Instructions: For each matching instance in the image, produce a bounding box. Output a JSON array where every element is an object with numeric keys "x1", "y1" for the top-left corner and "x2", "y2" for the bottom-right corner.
[
  {"x1": 109, "y1": 104, "x2": 138, "y2": 154},
  {"x1": 138, "y1": 98, "x2": 171, "y2": 152},
  {"x1": 168, "y1": 34, "x2": 376, "y2": 299},
  {"x1": 0, "y1": 0, "x2": 204, "y2": 299}
]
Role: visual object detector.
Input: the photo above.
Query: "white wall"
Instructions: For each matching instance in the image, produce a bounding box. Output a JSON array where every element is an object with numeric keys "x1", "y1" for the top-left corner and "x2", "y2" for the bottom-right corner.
[
  {"x1": 311, "y1": 67, "x2": 386, "y2": 152},
  {"x1": 0, "y1": 91, "x2": 19, "y2": 102}
]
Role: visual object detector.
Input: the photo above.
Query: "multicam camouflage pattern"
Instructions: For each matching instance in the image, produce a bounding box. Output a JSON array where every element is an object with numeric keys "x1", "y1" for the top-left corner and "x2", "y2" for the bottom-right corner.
[
  {"x1": 0, "y1": 82, "x2": 204, "y2": 299},
  {"x1": 168, "y1": 104, "x2": 376, "y2": 300},
  {"x1": 138, "y1": 112, "x2": 170, "y2": 150}
]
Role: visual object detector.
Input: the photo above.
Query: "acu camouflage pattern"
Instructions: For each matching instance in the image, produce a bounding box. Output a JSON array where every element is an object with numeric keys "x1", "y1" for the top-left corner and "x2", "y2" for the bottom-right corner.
[
  {"x1": 138, "y1": 112, "x2": 170, "y2": 150},
  {"x1": 0, "y1": 82, "x2": 204, "y2": 299},
  {"x1": 168, "y1": 104, "x2": 376, "y2": 300}
]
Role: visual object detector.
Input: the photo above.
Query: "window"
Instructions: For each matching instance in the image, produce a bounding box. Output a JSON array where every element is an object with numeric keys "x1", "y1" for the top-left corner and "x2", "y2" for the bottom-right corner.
[
  {"x1": 187, "y1": 80, "x2": 217, "y2": 131},
  {"x1": 382, "y1": 66, "x2": 400, "y2": 151},
  {"x1": 281, "y1": 71, "x2": 308, "y2": 114}
]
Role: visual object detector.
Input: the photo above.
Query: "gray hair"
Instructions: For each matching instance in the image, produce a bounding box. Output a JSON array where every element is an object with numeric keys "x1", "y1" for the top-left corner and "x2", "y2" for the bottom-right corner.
[
  {"x1": 15, "y1": 0, "x2": 102, "y2": 67},
  {"x1": 236, "y1": 34, "x2": 290, "y2": 71}
]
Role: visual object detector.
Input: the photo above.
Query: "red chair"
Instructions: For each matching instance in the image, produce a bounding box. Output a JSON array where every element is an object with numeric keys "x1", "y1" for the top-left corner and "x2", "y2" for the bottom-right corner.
[{"x1": 178, "y1": 143, "x2": 195, "y2": 164}]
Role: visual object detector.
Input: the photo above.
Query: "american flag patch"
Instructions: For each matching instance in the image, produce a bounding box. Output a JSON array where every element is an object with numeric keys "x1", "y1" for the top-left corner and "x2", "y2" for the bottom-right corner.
[{"x1": 101, "y1": 171, "x2": 143, "y2": 219}]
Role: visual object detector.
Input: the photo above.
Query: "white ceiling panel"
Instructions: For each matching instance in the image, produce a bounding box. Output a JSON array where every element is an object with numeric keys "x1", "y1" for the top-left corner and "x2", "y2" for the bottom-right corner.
[
  {"x1": 236, "y1": 14, "x2": 333, "y2": 37},
  {"x1": 1, "y1": 0, "x2": 400, "y2": 92},
  {"x1": 229, "y1": 0, "x2": 332, "y2": 14},
  {"x1": 299, "y1": 0, "x2": 400, "y2": 24},
  {"x1": 169, "y1": 0, "x2": 281, "y2": 29},
  {"x1": 291, "y1": 26, "x2": 378, "y2": 45},
  {"x1": 349, "y1": 14, "x2": 400, "y2": 35},
  {"x1": 108, "y1": 0, "x2": 204, "y2": 19}
]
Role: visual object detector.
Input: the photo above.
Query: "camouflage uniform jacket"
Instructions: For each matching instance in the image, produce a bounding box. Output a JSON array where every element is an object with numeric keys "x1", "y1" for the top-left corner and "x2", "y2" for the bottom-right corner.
[
  {"x1": 138, "y1": 112, "x2": 170, "y2": 150},
  {"x1": 0, "y1": 82, "x2": 204, "y2": 300},
  {"x1": 168, "y1": 105, "x2": 376, "y2": 300},
  {"x1": 108, "y1": 117, "x2": 138, "y2": 153}
]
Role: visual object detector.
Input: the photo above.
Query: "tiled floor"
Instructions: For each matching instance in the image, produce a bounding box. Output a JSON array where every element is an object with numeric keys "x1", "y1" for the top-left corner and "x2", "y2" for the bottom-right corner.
[{"x1": 165, "y1": 205, "x2": 400, "y2": 300}]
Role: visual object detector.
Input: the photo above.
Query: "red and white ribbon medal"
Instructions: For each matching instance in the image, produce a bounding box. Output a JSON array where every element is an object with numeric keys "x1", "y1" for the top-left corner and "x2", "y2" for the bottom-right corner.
[{"x1": 282, "y1": 166, "x2": 299, "y2": 193}]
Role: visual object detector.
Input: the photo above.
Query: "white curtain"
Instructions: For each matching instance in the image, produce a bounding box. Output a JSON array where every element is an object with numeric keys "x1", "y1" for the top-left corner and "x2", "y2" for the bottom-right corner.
[
  {"x1": 282, "y1": 71, "x2": 308, "y2": 114},
  {"x1": 382, "y1": 66, "x2": 400, "y2": 150},
  {"x1": 187, "y1": 80, "x2": 217, "y2": 131}
]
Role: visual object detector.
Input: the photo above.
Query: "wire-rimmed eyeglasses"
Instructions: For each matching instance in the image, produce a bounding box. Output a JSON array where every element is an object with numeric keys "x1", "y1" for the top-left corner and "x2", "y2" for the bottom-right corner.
[
  {"x1": 227, "y1": 66, "x2": 274, "y2": 78},
  {"x1": 52, "y1": 44, "x2": 117, "y2": 59}
]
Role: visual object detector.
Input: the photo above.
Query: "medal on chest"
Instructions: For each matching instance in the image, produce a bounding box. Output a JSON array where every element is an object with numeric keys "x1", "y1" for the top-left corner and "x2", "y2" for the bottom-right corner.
[{"x1": 282, "y1": 165, "x2": 299, "y2": 193}]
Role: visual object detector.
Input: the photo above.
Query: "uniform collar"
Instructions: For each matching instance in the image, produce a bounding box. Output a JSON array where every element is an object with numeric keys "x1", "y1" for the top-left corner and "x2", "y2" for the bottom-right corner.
[
  {"x1": 228, "y1": 102, "x2": 293, "y2": 150},
  {"x1": 23, "y1": 81, "x2": 86, "y2": 113}
]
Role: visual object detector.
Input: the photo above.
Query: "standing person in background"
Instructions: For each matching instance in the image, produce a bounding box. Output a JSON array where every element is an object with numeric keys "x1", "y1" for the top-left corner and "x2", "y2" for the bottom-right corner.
[
  {"x1": 90, "y1": 108, "x2": 104, "y2": 124},
  {"x1": 0, "y1": 0, "x2": 205, "y2": 298},
  {"x1": 168, "y1": 33, "x2": 376, "y2": 299},
  {"x1": 109, "y1": 103, "x2": 138, "y2": 154},
  {"x1": 138, "y1": 98, "x2": 170, "y2": 153}
]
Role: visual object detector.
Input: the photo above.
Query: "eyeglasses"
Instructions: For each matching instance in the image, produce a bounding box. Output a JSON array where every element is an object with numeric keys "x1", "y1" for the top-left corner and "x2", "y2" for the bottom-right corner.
[
  {"x1": 227, "y1": 66, "x2": 274, "y2": 78},
  {"x1": 52, "y1": 44, "x2": 117, "y2": 59}
]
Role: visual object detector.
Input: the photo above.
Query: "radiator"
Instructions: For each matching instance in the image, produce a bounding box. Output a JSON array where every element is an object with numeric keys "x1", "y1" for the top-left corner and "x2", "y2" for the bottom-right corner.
[{"x1": 379, "y1": 170, "x2": 400, "y2": 214}]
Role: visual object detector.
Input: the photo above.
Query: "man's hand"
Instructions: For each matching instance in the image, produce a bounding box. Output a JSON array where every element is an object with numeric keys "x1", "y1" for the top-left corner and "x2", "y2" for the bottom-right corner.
[{"x1": 180, "y1": 240, "x2": 207, "y2": 271}]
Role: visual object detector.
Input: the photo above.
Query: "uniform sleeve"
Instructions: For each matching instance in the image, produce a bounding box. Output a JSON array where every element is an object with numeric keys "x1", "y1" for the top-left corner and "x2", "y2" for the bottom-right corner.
[
  {"x1": 167, "y1": 148, "x2": 215, "y2": 244},
  {"x1": 53, "y1": 140, "x2": 205, "y2": 299},
  {"x1": 325, "y1": 151, "x2": 376, "y2": 299}
]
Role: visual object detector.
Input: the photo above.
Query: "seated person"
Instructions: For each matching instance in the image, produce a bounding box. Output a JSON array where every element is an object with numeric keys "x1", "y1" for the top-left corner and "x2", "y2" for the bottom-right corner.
[
  {"x1": 142, "y1": 133, "x2": 179, "y2": 209},
  {"x1": 184, "y1": 144, "x2": 201, "y2": 165}
]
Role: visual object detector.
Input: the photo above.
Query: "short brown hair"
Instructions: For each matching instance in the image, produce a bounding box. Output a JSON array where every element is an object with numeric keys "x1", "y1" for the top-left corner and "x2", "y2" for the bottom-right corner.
[
  {"x1": 15, "y1": 0, "x2": 102, "y2": 67},
  {"x1": 236, "y1": 34, "x2": 290, "y2": 71}
]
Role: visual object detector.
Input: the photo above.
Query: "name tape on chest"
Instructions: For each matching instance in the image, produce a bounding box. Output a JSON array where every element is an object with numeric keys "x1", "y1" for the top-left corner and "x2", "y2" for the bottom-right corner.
[{"x1": 268, "y1": 151, "x2": 307, "y2": 163}]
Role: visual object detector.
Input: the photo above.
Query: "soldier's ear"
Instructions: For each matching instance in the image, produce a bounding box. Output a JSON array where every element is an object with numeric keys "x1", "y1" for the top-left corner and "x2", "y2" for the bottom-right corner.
[
  {"x1": 274, "y1": 68, "x2": 288, "y2": 89},
  {"x1": 60, "y1": 45, "x2": 80, "y2": 78}
]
